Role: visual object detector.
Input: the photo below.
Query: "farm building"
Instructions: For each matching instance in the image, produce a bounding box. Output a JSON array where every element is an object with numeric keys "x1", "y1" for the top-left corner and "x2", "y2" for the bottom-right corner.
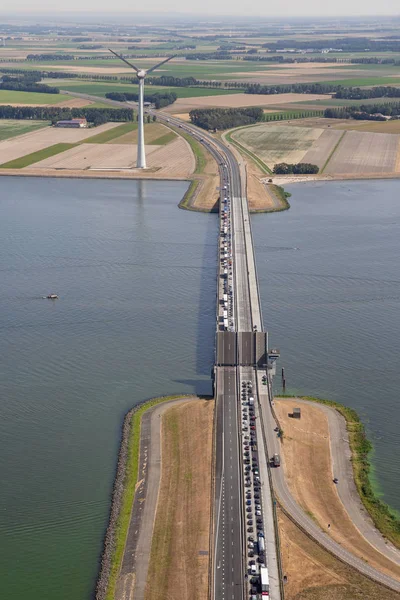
[
  {"x1": 56, "y1": 118, "x2": 88, "y2": 128},
  {"x1": 293, "y1": 407, "x2": 301, "y2": 419}
]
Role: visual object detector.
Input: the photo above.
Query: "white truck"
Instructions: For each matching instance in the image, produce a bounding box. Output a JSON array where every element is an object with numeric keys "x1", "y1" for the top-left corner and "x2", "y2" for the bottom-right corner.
[
  {"x1": 258, "y1": 535, "x2": 265, "y2": 553},
  {"x1": 260, "y1": 566, "x2": 269, "y2": 595}
]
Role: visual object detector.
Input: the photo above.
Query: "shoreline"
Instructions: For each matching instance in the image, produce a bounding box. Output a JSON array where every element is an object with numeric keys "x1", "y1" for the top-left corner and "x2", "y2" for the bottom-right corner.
[
  {"x1": 95, "y1": 394, "x2": 198, "y2": 600},
  {"x1": 277, "y1": 394, "x2": 400, "y2": 551},
  {"x1": 266, "y1": 172, "x2": 400, "y2": 185}
]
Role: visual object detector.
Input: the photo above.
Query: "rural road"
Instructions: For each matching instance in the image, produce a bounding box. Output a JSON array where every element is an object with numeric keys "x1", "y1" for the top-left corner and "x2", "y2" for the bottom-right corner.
[
  {"x1": 258, "y1": 380, "x2": 400, "y2": 591},
  {"x1": 114, "y1": 397, "x2": 196, "y2": 600},
  {"x1": 295, "y1": 398, "x2": 400, "y2": 566}
]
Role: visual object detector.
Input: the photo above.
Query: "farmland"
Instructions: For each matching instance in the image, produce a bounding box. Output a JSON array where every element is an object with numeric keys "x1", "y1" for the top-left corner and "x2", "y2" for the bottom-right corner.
[
  {"x1": 0, "y1": 119, "x2": 48, "y2": 141},
  {"x1": 232, "y1": 124, "x2": 325, "y2": 167},
  {"x1": 0, "y1": 90, "x2": 70, "y2": 105},
  {"x1": 324, "y1": 131, "x2": 400, "y2": 175}
]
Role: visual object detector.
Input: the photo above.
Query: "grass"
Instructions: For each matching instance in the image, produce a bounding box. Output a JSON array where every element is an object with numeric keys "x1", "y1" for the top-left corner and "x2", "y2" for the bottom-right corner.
[
  {"x1": 104, "y1": 394, "x2": 191, "y2": 600},
  {"x1": 322, "y1": 76, "x2": 400, "y2": 88},
  {"x1": 83, "y1": 122, "x2": 137, "y2": 144},
  {"x1": 0, "y1": 143, "x2": 76, "y2": 168},
  {"x1": 278, "y1": 394, "x2": 400, "y2": 549},
  {"x1": 269, "y1": 184, "x2": 291, "y2": 210},
  {"x1": 320, "y1": 131, "x2": 346, "y2": 173},
  {"x1": 179, "y1": 179, "x2": 200, "y2": 209},
  {"x1": 0, "y1": 89, "x2": 70, "y2": 105},
  {"x1": 149, "y1": 131, "x2": 176, "y2": 145},
  {"x1": 176, "y1": 129, "x2": 206, "y2": 174},
  {"x1": 0, "y1": 119, "x2": 49, "y2": 141}
]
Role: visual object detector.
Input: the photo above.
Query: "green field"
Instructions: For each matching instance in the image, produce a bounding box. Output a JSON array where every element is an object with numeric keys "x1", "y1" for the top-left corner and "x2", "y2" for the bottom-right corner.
[
  {"x1": 84, "y1": 122, "x2": 137, "y2": 143},
  {"x1": 322, "y1": 76, "x2": 400, "y2": 87},
  {"x1": 294, "y1": 96, "x2": 400, "y2": 108},
  {"x1": 0, "y1": 119, "x2": 49, "y2": 141},
  {"x1": 55, "y1": 80, "x2": 242, "y2": 98},
  {"x1": 0, "y1": 90, "x2": 70, "y2": 105},
  {"x1": 0, "y1": 143, "x2": 76, "y2": 168}
]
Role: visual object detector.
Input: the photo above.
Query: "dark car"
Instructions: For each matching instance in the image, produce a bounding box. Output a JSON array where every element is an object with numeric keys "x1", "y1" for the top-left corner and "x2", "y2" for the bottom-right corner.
[
  {"x1": 333, "y1": 477, "x2": 339, "y2": 484},
  {"x1": 246, "y1": 500, "x2": 251, "y2": 505},
  {"x1": 246, "y1": 506, "x2": 252, "y2": 512},
  {"x1": 247, "y1": 527, "x2": 254, "y2": 533}
]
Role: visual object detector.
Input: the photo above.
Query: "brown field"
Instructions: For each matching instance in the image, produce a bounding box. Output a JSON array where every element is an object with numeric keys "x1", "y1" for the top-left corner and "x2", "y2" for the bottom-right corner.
[
  {"x1": 164, "y1": 93, "x2": 331, "y2": 113},
  {"x1": 324, "y1": 130, "x2": 400, "y2": 175},
  {"x1": 275, "y1": 398, "x2": 400, "y2": 582},
  {"x1": 145, "y1": 399, "x2": 213, "y2": 600},
  {"x1": 278, "y1": 507, "x2": 400, "y2": 600},
  {"x1": 0, "y1": 122, "x2": 119, "y2": 164},
  {"x1": 301, "y1": 129, "x2": 343, "y2": 169},
  {"x1": 31, "y1": 136, "x2": 195, "y2": 177}
]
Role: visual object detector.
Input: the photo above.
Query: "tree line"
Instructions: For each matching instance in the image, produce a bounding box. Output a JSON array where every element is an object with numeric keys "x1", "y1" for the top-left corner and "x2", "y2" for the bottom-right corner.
[
  {"x1": 246, "y1": 82, "x2": 337, "y2": 95},
  {"x1": 324, "y1": 103, "x2": 400, "y2": 120},
  {"x1": 189, "y1": 107, "x2": 263, "y2": 130},
  {"x1": 105, "y1": 91, "x2": 177, "y2": 108},
  {"x1": 261, "y1": 37, "x2": 400, "y2": 53},
  {"x1": 0, "y1": 105, "x2": 133, "y2": 124},
  {"x1": 273, "y1": 163, "x2": 319, "y2": 174},
  {"x1": 334, "y1": 86, "x2": 400, "y2": 100},
  {"x1": 0, "y1": 72, "x2": 59, "y2": 94}
]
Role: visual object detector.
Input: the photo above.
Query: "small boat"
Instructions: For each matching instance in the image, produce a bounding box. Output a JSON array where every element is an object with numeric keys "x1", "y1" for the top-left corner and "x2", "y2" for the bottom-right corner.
[{"x1": 44, "y1": 294, "x2": 58, "y2": 299}]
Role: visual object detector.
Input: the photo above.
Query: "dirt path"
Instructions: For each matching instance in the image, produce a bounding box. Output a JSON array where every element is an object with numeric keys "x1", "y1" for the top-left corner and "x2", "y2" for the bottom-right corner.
[
  {"x1": 278, "y1": 507, "x2": 400, "y2": 600},
  {"x1": 114, "y1": 397, "x2": 197, "y2": 600},
  {"x1": 145, "y1": 398, "x2": 214, "y2": 600},
  {"x1": 274, "y1": 398, "x2": 400, "y2": 583}
]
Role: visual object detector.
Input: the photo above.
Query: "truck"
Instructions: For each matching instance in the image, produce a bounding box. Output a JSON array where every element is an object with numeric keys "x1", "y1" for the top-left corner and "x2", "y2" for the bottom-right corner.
[
  {"x1": 258, "y1": 534, "x2": 265, "y2": 553},
  {"x1": 272, "y1": 453, "x2": 281, "y2": 467},
  {"x1": 260, "y1": 566, "x2": 269, "y2": 595}
]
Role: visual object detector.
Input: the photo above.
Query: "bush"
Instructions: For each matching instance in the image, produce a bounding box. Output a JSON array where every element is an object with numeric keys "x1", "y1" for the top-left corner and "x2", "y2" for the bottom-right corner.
[{"x1": 273, "y1": 162, "x2": 319, "y2": 175}]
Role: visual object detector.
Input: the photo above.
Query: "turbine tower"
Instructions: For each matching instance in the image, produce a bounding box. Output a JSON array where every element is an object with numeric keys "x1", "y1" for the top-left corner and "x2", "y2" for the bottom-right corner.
[{"x1": 109, "y1": 49, "x2": 176, "y2": 169}]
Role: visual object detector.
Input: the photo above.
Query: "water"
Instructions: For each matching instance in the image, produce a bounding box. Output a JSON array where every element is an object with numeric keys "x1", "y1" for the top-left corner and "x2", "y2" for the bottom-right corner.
[
  {"x1": 252, "y1": 179, "x2": 400, "y2": 513},
  {"x1": 2, "y1": 176, "x2": 400, "y2": 598},
  {"x1": 0, "y1": 177, "x2": 217, "y2": 600}
]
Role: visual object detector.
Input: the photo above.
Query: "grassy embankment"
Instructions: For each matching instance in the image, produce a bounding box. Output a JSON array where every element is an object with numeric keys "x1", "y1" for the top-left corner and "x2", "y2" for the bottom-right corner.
[
  {"x1": 103, "y1": 395, "x2": 191, "y2": 600},
  {"x1": 177, "y1": 128, "x2": 210, "y2": 211},
  {"x1": 278, "y1": 394, "x2": 400, "y2": 549}
]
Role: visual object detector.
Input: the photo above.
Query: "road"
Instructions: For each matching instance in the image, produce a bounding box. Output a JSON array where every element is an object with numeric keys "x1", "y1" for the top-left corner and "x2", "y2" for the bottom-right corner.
[
  {"x1": 214, "y1": 368, "x2": 244, "y2": 600},
  {"x1": 71, "y1": 90, "x2": 400, "y2": 594}
]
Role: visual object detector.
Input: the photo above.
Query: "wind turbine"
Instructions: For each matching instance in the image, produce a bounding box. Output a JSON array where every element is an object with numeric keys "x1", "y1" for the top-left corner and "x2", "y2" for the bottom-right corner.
[{"x1": 109, "y1": 49, "x2": 176, "y2": 169}]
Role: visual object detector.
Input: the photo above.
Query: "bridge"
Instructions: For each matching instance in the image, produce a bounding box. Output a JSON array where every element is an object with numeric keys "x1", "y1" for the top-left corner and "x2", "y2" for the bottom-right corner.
[{"x1": 152, "y1": 112, "x2": 400, "y2": 599}]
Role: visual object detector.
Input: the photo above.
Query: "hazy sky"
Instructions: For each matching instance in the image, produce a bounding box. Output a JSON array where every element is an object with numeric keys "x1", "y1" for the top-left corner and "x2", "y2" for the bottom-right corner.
[{"x1": 0, "y1": 0, "x2": 399, "y2": 17}]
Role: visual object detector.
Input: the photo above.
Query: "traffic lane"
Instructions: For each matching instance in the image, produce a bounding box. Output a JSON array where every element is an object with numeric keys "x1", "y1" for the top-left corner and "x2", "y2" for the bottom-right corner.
[
  {"x1": 223, "y1": 368, "x2": 244, "y2": 600},
  {"x1": 214, "y1": 369, "x2": 225, "y2": 600}
]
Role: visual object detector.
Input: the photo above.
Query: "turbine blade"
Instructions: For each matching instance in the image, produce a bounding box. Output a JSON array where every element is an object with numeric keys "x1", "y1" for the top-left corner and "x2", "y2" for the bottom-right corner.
[
  {"x1": 146, "y1": 55, "x2": 176, "y2": 75},
  {"x1": 108, "y1": 48, "x2": 140, "y2": 73}
]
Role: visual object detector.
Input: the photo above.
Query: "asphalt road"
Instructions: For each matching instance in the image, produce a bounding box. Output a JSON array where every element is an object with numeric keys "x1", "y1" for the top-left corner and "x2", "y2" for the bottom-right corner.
[{"x1": 214, "y1": 367, "x2": 244, "y2": 600}]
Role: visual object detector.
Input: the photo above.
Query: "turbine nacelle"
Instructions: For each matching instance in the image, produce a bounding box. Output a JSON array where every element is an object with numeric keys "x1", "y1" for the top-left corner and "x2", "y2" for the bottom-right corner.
[{"x1": 137, "y1": 70, "x2": 147, "y2": 79}]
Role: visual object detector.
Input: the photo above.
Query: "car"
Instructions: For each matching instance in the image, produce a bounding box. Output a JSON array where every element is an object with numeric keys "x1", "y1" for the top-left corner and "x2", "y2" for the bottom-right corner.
[
  {"x1": 251, "y1": 426, "x2": 256, "y2": 430},
  {"x1": 248, "y1": 550, "x2": 254, "y2": 558},
  {"x1": 247, "y1": 520, "x2": 253, "y2": 526},
  {"x1": 256, "y1": 523, "x2": 263, "y2": 530},
  {"x1": 245, "y1": 482, "x2": 251, "y2": 487},
  {"x1": 254, "y1": 493, "x2": 260, "y2": 499},
  {"x1": 258, "y1": 532, "x2": 264, "y2": 538},
  {"x1": 246, "y1": 500, "x2": 251, "y2": 505},
  {"x1": 247, "y1": 527, "x2": 253, "y2": 533},
  {"x1": 256, "y1": 518, "x2": 263, "y2": 524},
  {"x1": 257, "y1": 556, "x2": 265, "y2": 564},
  {"x1": 256, "y1": 510, "x2": 262, "y2": 517},
  {"x1": 274, "y1": 426, "x2": 279, "y2": 432},
  {"x1": 256, "y1": 504, "x2": 261, "y2": 511},
  {"x1": 244, "y1": 445, "x2": 249, "y2": 450},
  {"x1": 244, "y1": 451, "x2": 250, "y2": 457},
  {"x1": 248, "y1": 535, "x2": 254, "y2": 542},
  {"x1": 333, "y1": 477, "x2": 339, "y2": 484},
  {"x1": 246, "y1": 506, "x2": 252, "y2": 512},
  {"x1": 249, "y1": 559, "x2": 255, "y2": 566}
]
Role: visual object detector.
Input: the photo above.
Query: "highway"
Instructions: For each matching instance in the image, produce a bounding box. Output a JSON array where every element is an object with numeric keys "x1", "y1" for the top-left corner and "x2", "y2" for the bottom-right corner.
[
  {"x1": 66, "y1": 90, "x2": 400, "y2": 594},
  {"x1": 158, "y1": 111, "x2": 400, "y2": 595}
]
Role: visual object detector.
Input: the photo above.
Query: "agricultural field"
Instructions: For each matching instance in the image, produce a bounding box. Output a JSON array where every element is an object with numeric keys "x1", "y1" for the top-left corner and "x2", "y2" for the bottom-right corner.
[
  {"x1": 232, "y1": 124, "x2": 325, "y2": 167},
  {"x1": 324, "y1": 131, "x2": 400, "y2": 175},
  {"x1": 0, "y1": 90, "x2": 70, "y2": 105},
  {"x1": 164, "y1": 93, "x2": 331, "y2": 114},
  {"x1": 51, "y1": 80, "x2": 242, "y2": 99},
  {"x1": 0, "y1": 119, "x2": 48, "y2": 141},
  {"x1": 0, "y1": 122, "x2": 119, "y2": 165},
  {"x1": 301, "y1": 129, "x2": 344, "y2": 169}
]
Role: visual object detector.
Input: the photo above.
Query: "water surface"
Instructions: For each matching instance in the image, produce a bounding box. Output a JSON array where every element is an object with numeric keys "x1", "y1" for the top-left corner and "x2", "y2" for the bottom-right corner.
[
  {"x1": 253, "y1": 179, "x2": 400, "y2": 513},
  {"x1": 0, "y1": 176, "x2": 217, "y2": 599}
]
